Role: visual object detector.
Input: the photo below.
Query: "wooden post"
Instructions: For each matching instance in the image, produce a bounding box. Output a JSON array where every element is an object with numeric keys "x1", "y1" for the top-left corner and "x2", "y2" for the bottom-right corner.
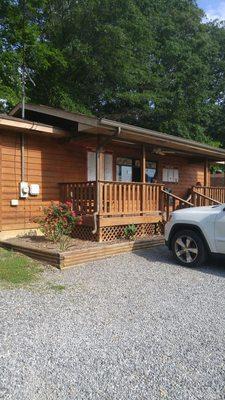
[
  {"x1": 159, "y1": 185, "x2": 164, "y2": 217},
  {"x1": 96, "y1": 147, "x2": 101, "y2": 213},
  {"x1": 141, "y1": 145, "x2": 146, "y2": 214},
  {"x1": 204, "y1": 159, "x2": 209, "y2": 189},
  {"x1": 141, "y1": 145, "x2": 146, "y2": 183},
  {"x1": 0, "y1": 138, "x2": 2, "y2": 232},
  {"x1": 91, "y1": 143, "x2": 102, "y2": 240}
]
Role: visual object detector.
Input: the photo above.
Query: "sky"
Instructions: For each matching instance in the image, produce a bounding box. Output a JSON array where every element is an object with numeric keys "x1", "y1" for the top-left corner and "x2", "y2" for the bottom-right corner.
[{"x1": 198, "y1": 0, "x2": 225, "y2": 21}]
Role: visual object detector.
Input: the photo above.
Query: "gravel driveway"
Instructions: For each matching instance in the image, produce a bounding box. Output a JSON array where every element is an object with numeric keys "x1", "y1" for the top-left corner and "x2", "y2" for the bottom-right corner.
[{"x1": 0, "y1": 245, "x2": 225, "y2": 400}]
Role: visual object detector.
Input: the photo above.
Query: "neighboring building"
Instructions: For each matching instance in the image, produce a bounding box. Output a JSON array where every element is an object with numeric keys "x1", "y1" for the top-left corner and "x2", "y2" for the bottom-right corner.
[
  {"x1": 211, "y1": 162, "x2": 225, "y2": 187},
  {"x1": 0, "y1": 103, "x2": 224, "y2": 241}
]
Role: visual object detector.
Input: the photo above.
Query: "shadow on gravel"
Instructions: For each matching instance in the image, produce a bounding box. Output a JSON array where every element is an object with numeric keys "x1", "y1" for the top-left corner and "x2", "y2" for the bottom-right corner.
[{"x1": 138, "y1": 245, "x2": 225, "y2": 278}]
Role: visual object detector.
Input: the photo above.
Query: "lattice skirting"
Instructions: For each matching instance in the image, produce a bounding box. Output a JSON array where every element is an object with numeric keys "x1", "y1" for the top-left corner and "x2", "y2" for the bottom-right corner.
[
  {"x1": 72, "y1": 222, "x2": 164, "y2": 242},
  {"x1": 72, "y1": 225, "x2": 97, "y2": 242},
  {"x1": 99, "y1": 222, "x2": 163, "y2": 242}
]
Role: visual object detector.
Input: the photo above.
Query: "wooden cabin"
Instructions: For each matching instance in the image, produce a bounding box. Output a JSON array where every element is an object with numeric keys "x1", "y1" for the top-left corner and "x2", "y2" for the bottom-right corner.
[{"x1": 0, "y1": 103, "x2": 225, "y2": 242}]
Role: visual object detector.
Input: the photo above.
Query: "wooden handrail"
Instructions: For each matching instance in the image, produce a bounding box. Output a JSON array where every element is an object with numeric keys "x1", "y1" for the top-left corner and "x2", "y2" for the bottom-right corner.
[
  {"x1": 161, "y1": 189, "x2": 194, "y2": 222},
  {"x1": 59, "y1": 180, "x2": 164, "y2": 188},
  {"x1": 161, "y1": 189, "x2": 194, "y2": 206},
  {"x1": 161, "y1": 186, "x2": 225, "y2": 222},
  {"x1": 98, "y1": 180, "x2": 163, "y2": 187},
  {"x1": 192, "y1": 190, "x2": 222, "y2": 205},
  {"x1": 193, "y1": 186, "x2": 225, "y2": 189},
  {"x1": 58, "y1": 181, "x2": 95, "y2": 185},
  {"x1": 192, "y1": 186, "x2": 225, "y2": 204}
]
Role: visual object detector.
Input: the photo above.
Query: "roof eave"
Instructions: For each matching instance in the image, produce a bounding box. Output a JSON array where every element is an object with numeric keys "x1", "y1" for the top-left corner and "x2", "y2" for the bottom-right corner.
[
  {"x1": 9, "y1": 103, "x2": 225, "y2": 160},
  {"x1": 0, "y1": 115, "x2": 69, "y2": 138},
  {"x1": 99, "y1": 118, "x2": 225, "y2": 161},
  {"x1": 10, "y1": 103, "x2": 98, "y2": 127}
]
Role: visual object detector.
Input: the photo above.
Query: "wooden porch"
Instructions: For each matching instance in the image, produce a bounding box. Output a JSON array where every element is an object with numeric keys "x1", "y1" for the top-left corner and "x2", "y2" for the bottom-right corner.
[
  {"x1": 59, "y1": 181, "x2": 225, "y2": 241},
  {"x1": 59, "y1": 181, "x2": 164, "y2": 225}
]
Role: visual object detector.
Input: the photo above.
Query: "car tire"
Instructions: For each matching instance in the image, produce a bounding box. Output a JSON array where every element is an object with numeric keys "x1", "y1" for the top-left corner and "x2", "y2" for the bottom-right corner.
[{"x1": 171, "y1": 229, "x2": 207, "y2": 268}]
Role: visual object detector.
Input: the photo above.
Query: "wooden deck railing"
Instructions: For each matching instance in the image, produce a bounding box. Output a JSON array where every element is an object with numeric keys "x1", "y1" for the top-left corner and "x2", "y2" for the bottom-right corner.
[
  {"x1": 162, "y1": 186, "x2": 225, "y2": 221},
  {"x1": 192, "y1": 186, "x2": 225, "y2": 205},
  {"x1": 59, "y1": 181, "x2": 164, "y2": 216},
  {"x1": 162, "y1": 189, "x2": 194, "y2": 221},
  {"x1": 59, "y1": 181, "x2": 97, "y2": 215},
  {"x1": 99, "y1": 181, "x2": 164, "y2": 216},
  {"x1": 191, "y1": 190, "x2": 222, "y2": 207},
  {"x1": 59, "y1": 182, "x2": 225, "y2": 221}
]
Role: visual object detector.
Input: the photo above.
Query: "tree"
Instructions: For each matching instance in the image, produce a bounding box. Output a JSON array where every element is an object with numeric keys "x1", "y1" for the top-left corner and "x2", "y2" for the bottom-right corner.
[
  {"x1": 1, "y1": 0, "x2": 225, "y2": 146},
  {"x1": 31, "y1": 0, "x2": 155, "y2": 115},
  {"x1": 0, "y1": 0, "x2": 64, "y2": 113}
]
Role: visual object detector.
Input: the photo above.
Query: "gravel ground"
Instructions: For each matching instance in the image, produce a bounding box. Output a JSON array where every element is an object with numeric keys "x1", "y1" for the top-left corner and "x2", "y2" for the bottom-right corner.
[{"x1": 0, "y1": 246, "x2": 225, "y2": 400}]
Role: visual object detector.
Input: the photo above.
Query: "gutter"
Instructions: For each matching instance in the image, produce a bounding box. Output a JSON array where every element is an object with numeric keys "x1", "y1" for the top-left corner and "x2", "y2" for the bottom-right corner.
[{"x1": 99, "y1": 118, "x2": 225, "y2": 159}]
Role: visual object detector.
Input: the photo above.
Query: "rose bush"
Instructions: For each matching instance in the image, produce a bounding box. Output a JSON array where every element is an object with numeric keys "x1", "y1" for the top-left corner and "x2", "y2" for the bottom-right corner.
[{"x1": 35, "y1": 202, "x2": 80, "y2": 250}]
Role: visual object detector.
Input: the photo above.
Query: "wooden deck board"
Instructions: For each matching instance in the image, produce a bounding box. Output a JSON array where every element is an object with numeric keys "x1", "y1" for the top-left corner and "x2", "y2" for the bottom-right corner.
[{"x1": 99, "y1": 214, "x2": 162, "y2": 227}]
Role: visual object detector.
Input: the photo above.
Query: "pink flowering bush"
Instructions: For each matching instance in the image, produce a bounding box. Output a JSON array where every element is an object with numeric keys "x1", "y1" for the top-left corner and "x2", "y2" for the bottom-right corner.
[{"x1": 35, "y1": 202, "x2": 80, "y2": 250}]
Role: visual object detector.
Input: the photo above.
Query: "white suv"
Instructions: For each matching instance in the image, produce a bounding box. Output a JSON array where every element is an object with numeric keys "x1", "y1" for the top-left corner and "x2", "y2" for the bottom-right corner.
[{"x1": 165, "y1": 205, "x2": 225, "y2": 267}]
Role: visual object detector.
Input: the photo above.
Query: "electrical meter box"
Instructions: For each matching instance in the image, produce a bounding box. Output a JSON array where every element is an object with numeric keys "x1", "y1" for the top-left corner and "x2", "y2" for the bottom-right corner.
[
  {"x1": 20, "y1": 181, "x2": 29, "y2": 198},
  {"x1": 29, "y1": 184, "x2": 40, "y2": 196}
]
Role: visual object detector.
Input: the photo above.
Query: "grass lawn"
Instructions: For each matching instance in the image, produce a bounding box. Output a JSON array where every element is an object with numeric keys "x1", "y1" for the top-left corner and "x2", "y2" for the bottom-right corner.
[{"x1": 0, "y1": 248, "x2": 43, "y2": 286}]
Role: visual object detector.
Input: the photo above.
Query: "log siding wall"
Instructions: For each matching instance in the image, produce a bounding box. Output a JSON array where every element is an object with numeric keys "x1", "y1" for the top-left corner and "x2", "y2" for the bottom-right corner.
[
  {"x1": 156, "y1": 156, "x2": 205, "y2": 198},
  {"x1": 1, "y1": 130, "x2": 86, "y2": 231}
]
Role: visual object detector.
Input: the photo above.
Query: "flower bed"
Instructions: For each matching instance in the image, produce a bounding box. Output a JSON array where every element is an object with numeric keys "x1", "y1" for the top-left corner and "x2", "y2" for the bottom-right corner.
[{"x1": 0, "y1": 235, "x2": 164, "y2": 269}]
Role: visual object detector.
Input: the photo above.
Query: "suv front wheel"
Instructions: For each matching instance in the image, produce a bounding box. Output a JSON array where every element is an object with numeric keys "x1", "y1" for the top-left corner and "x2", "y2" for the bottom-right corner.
[{"x1": 171, "y1": 229, "x2": 207, "y2": 268}]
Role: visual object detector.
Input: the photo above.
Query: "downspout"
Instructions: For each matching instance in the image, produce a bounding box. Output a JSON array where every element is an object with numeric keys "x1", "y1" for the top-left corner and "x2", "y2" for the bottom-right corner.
[
  {"x1": 92, "y1": 147, "x2": 101, "y2": 235},
  {"x1": 92, "y1": 126, "x2": 121, "y2": 234},
  {"x1": 21, "y1": 56, "x2": 26, "y2": 181},
  {"x1": 21, "y1": 2, "x2": 26, "y2": 183},
  {"x1": 116, "y1": 126, "x2": 121, "y2": 137},
  {"x1": 92, "y1": 212, "x2": 99, "y2": 235}
]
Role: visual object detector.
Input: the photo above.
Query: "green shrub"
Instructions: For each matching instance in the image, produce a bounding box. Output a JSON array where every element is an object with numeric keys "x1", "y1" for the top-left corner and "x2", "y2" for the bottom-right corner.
[
  {"x1": 35, "y1": 202, "x2": 80, "y2": 251},
  {"x1": 124, "y1": 224, "x2": 137, "y2": 240}
]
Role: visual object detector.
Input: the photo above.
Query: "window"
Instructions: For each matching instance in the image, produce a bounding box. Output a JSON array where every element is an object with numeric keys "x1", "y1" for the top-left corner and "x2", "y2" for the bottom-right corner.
[
  {"x1": 104, "y1": 153, "x2": 113, "y2": 181},
  {"x1": 87, "y1": 151, "x2": 96, "y2": 181},
  {"x1": 116, "y1": 157, "x2": 134, "y2": 182},
  {"x1": 87, "y1": 151, "x2": 113, "y2": 181},
  {"x1": 116, "y1": 157, "x2": 157, "y2": 182},
  {"x1": 146, "y1": 161, "x2": 157, "y2": 183},
  {"x1": 162, "y1": 168, "x2": 179, "y2": 183}
]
